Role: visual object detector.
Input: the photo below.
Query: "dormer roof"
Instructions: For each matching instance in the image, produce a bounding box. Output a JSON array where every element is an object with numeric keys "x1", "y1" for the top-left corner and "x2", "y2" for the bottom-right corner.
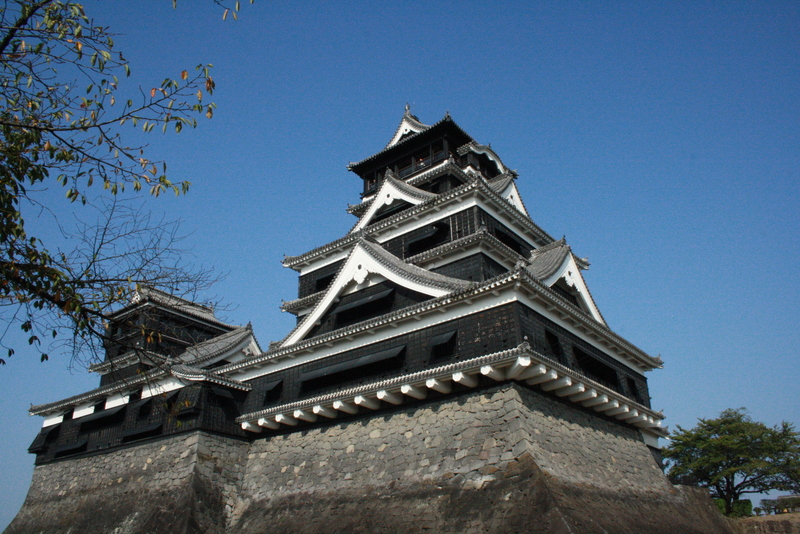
[
  {"x1": 457, "y1": 141, "x2": 510, "y2": 176},
  {"x1": 175, "y1": 324, "x2": 259, "y2": 368},
  {"x1": 527, "y1": 239, "x2": 604, "y2": 324},
  {"x1": 349, "y1": 170, "x2": 438, "y2": 233},
  {"x1": 168, "y1": 364, "x2": 251, "y2": 391},
  {"x1": 487, "y1": 174, "x2": 530, "y2": 217},
  {"x1": 527, "y1": 239, "x2": 572, "y2": 279},
  {"x1": 280, "y1": 238, "x2": 470, "y2": 347}
]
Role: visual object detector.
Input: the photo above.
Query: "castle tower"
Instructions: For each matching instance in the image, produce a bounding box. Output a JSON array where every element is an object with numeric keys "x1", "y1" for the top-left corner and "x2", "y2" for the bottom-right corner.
[
  {"x1": 26, "y1": 286, "x2": 260, "y2": 464},
  {"x1": 6, "y1": 110, "x2": 734, "y2": 534},
  {"x1": 230, "y1": 108, "x2": 666, "y2": 449}
]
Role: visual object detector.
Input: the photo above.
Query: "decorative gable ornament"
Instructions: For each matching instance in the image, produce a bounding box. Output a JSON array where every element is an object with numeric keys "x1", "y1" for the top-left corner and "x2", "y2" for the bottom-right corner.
[{"x1": 527, "y1": 239, "x2": 604, "y2": 324}]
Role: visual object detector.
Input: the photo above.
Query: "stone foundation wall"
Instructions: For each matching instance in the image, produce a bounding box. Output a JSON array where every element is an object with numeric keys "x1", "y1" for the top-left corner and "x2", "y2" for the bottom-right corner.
[
  {"x1": 6, "y1": 384, "x2": 735, "y2": 534},
  {"x1": 4, "y1": 431, "x2": 248, "y2": 534},
  {"x1": 229, "y1": 384, "x2": 732, "y2": 534}
]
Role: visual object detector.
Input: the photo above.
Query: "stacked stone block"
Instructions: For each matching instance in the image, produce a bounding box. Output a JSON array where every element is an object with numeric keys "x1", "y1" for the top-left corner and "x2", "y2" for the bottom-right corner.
[{"x1": 6, "y1": 384, "x2": 735, "y2": 534}]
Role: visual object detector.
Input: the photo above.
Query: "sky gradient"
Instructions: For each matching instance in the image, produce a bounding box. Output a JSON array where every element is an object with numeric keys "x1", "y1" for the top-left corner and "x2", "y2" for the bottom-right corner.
[{"x1": 2, "y1": 1, "x2": 798, "y2": 528}]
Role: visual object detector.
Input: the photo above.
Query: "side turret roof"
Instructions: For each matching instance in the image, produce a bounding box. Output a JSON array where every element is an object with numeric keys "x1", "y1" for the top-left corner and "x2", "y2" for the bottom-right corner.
[
  {"x1": 525, "y1": 239, "x2": 604, "y2": 325},
  {"x1": 107, "y1": 286, "x2": 236, "y2": 330}
]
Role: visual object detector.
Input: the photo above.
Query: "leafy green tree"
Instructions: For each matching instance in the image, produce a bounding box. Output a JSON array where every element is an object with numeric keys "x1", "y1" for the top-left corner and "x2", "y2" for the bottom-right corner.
[
  {"x1": 0, "y1": 1, "x2": 246, "y2": 365},
  {"x1": 664, "y1": 409, "x2": 800, "y2": 516},
  {"x1": 713, "y1": 498, "x2": 753, "y2": 518}
]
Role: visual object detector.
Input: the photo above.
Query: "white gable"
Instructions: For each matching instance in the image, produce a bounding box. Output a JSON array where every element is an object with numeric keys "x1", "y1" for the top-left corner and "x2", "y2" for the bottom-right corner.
[
  {"x1": 386, "y1": 108, "x2": 430, "y2": 148},
  {"x1": 495, "y1": 180, "x2": 529, "y2": 217},
  {"x1": 281, "y1": 241, "x2": 467, "y2": 347},
  {"x1": 539, "y1": 253, "x2": 605, "y2": 325},
  {"x1": 351, "y1": 175, "x2": 437, "y2": 233}
]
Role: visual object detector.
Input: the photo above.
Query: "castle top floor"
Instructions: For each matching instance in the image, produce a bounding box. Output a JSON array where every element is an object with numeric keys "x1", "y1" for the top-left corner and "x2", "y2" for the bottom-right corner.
[{"x1": 349, "y1": 108, "x2": 512, "y2": 198}]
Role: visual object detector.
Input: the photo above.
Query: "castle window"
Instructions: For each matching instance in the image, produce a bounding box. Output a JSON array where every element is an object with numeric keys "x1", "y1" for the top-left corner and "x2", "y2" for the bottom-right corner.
[
  {"x1": 53, "y1": 439, "x2": 88, "y2": 459},
  {"x1": 429, "y1": 330, "x2": 457, "y2": 361},
  {"x1": 421, "y1": 178, "x2": 442, "y2": 194},
  {"x1": 545, "y1": 330, "x2": 564, "y2": 363},
  {"x1": 121, "y1": 422, "x2": 163, "y2": 443},
  {"x1": 78, "y1": 405, "x2": 126, "y2": 432},
  {"x1": 133, "y1": 397, "x2": 153, "y2": 420},
  {"x1": 397, "y1": 157, "x2": 413, "y2": 178},
  {"x1": 491, "y1": 227, "x2": 525, "y2": 255},
  {"x1": 626, "y1": 377, "x2": 644, "y2": 404},
  {"x1": 79, "y1": 404, "x2": 125, "y2": 430},
  {"x1": 261, "y1": 379, "x2": 283, "y2": 406},
  {"x1": 406, "y1": 223, "x2": 449, "y2": 257},
  {"x1": 414, "y1": 148, "x2": 431, "y2": 170},
  {"x1": 300, "y1": 345, "x2": 406, "y2": 394},
  {"x1": 573, "y1": 347, "x2": 620, "y2": 392},
  {"x1": 315, "y1": 273, "x2": 335, "y2": 292},
  {"x1": 28, "y1": 425, "x2": 61, "y2": 454},
  {"x1": 206, "y1": 386, "x2": 237, "y2": 416},
  {"x1": 432, "y1": 141, "x2": 445, "y2": 162},
  {"x1": 552, "y1": 281, "x2": 580, "y2": 308},
  {"x1": 364, "y1": 173, "x2": 378, "y2": 194},
  {"x1": 334, "y1": 288, "x2": 395, "y2": 327},
  {"x1": 372, "y1": 200, "x2": 412, "y2": 224},
  {"x1": 162, "y1": 390, "x2": 181, "y2": 414}
]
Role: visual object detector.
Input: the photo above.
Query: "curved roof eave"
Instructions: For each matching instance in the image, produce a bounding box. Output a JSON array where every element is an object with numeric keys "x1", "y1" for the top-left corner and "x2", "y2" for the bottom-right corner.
[{"x1": 284, "y1": 174, "x2": 555, "y2": 271}]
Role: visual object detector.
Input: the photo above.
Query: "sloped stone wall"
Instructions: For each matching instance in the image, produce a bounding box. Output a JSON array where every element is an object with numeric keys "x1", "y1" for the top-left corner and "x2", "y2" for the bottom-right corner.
[
  {"x1": 228, "y1": 384, "x2": 733, "y2": 534},
  {"x1": 4, "y1": 431, "x2": 247, "y2": 534},
  {"x1": 6, "y1": 384, "x2": 734, "y2": 534}
]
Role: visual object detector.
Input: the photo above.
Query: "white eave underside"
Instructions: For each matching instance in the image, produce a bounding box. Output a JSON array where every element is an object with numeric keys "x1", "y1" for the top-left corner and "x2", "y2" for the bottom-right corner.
[{"x1": 236, "y1": 342, "x2": 666, "y2": 438}]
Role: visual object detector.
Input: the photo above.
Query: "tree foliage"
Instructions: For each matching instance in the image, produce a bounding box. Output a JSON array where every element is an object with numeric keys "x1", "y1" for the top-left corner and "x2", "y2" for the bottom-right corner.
[
  {"x1": 663, "y1": 409, "x2": 800, "y2": 516},
  {"x1": 0, "y1": 0, "x2": 247, "y2": 365},
  {"x1": 760, "y1": 496, "x2": 800, "y2": 515}
]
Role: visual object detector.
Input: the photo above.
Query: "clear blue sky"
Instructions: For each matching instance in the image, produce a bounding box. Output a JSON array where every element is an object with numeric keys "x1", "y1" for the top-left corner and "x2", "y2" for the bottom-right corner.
[{"x1": 2, "y1": 1, "x2": 798, "y2": 528}]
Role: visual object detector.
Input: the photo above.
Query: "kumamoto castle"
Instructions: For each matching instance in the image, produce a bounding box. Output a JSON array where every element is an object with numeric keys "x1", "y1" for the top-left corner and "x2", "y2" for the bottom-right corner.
[{"x1": 6, "y1": 110, "x2": 734, "y2": 533}]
